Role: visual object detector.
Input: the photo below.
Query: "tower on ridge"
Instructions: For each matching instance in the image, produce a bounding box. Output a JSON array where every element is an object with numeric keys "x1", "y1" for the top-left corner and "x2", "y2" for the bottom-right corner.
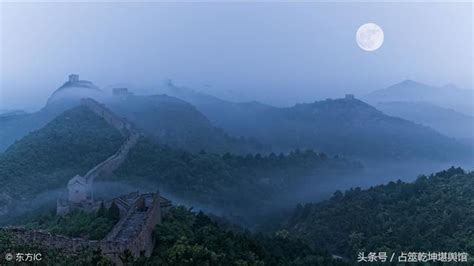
[{"x1": 68, "y1": 74, "x2": 79, "y2": 83}]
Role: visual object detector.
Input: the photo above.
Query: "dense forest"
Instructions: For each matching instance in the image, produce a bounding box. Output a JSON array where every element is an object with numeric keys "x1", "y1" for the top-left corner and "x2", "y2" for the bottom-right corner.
[
  {"x1": 22, "y1": 202, "x2": 120, "y2": 240},
  {"x1": 113, "y1": 138, "x2": 362, "y2": 220},
  {"x1": 0, "y1": 104, "x2": 361, "y2": 225},
  {"x1": 0, "y1": 106, "x2": 123, "y2": 213},
  {"x1": 286, "y1": 167, "x2": 474, "y2": 261},
  {"x1": 133, "y1": 206, "x2": 347, "y2": 265},
  {"x1": 1, "y1": 206, "x2": 348, "y2": 265},
  {"x1": 1, "y1": 98, "x2": 471, "y2": 265}
]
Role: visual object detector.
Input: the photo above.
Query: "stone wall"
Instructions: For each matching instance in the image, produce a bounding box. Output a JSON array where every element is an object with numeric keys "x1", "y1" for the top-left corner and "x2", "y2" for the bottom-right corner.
[
  {"x1": 123, "y1": 193, "x2": 162, "y2": 257},
  {"x1": 1, "y1": 228, "x2": 98, "y2": 253},
  {"x1": 63, "y1": 98, "x2": 140, "y2": 204},
  {"x1": 101, "y1": 192, "x2": 163, "y2": 263},
  {"x1": 80, "y1": 98, "x2": 130, "y2": 136},
  {"x1": 6, "y1": 192, "x2": 166, "y2": 265},
  {"x1": 83, "y1": 132, "x2": 139, "y2": 181},
  {"x1": 79, "y1": 98, "x2": 140, "y2": 183}
]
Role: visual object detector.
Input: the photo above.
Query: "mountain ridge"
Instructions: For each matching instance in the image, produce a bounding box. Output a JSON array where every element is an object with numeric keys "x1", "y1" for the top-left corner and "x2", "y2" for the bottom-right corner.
[
  {"x1": 163, "y1": 82, "x2": 470, "y2": 161},
  {"x1": 364, "y1": 79, "x2": 473, "y2": 115}
]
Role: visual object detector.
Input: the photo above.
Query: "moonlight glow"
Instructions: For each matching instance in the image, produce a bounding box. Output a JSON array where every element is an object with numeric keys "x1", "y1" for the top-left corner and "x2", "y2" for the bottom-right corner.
[{"x1": 356, "y1": 23, "x2": 384, "y2": 51}]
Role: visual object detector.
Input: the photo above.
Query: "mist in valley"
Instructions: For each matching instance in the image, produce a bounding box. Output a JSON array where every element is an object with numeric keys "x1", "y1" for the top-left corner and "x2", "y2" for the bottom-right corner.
[
  {"x1": 1, "y1": 155, "x2": 471, "y2": 232},
  {"x1": 0, "y1": 3, "x2": 473, "y2": 264}
]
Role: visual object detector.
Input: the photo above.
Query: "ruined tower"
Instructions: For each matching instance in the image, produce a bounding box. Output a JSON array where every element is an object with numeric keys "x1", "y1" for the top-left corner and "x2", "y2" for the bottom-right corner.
[
  {"x1": 68, "y1": 74, "x2": 79, "y2": 83},
  {"x1": 67, "y1": 175, "x2": 92, "y2": 204}
]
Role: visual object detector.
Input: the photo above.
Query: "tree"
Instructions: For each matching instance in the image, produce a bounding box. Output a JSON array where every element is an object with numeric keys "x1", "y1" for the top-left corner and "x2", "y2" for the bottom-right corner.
[
  {"x1": 106, "y1": 201, "x2": 120, "y2": 221},
  {"x1": 97, "y1": 201, "x2": 106, "y2": 217}
]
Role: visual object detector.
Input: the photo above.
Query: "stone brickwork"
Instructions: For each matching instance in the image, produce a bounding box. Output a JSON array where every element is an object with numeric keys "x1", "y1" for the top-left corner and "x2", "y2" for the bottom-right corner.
[
  {"x1": 103, "y1": 193, "x2": 162, "y2": 262},
  {"x1": 1, "y1": 227, "x2": 99, "y2": 253},
  {"x1": 4, "y1": 192, "x2": 169, "y2": 266},
  {"x1": 83, "y1": 132, "x2": 139, "y2": 182},
  {"x1": 61, "y1": 98, "x2": 140, "y2": 209},
  {"x1": 80, "y1": 98, "x2": 131, "y2": 136}
]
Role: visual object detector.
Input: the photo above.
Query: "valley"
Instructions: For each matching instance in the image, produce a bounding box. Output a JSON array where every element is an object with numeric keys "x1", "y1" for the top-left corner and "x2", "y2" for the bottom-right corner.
[{"x1": 0, "y1": 75, "x2": 472, "y2": 264}]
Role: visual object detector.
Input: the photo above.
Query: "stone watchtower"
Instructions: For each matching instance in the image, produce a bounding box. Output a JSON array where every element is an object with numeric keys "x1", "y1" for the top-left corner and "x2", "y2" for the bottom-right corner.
[
  {"x1": 345, "y1": 94, "x2": 355, "y2": 100},
  {"x1": 68, "y1": 74, "x2": 79, "y2": 83},
  {"x1": 67, "y1": 175, "x2": 92, "y2": 204}
]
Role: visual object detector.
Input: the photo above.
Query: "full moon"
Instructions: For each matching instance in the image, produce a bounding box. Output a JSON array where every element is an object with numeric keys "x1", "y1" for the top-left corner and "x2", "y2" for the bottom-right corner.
[{"x1": 356, "y1": 23, "x2": 384, "y2": 51}]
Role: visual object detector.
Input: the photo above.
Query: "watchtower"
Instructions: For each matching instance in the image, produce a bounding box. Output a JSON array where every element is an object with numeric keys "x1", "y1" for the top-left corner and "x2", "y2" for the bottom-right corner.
[
  {"x1": 345, "y1": 94, "x2": 355, "y2": 100},
  {"x1": 68, "y1": 74, "x2": 79, "y2": 83},
  {"x1": 67, "y1": 175, "x2": 92, "y2": 204}
]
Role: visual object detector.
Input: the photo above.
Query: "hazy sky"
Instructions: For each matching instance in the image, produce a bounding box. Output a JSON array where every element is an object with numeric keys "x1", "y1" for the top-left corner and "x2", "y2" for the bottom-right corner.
[{"x1": 1, "y1": 2, "x2": 472, "y2": 110}]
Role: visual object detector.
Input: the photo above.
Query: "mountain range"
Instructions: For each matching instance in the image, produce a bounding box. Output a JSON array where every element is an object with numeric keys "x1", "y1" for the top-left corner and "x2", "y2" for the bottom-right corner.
[
  {"x1": 0, "y1": 104, "x2": 361, "y2": 222},
  {"x1": 0, "y1": 87, "x2": 264, "y2": 154},
  {"x1": 164, "y1": 82, "x2": 470, "y2": 161},
  {"x1": 1, "y1": 77, "x2": 471, "y2": 163},
  {"x1": 104, "y1": 94, "x2": 265, "y2": 154},
  {"x1": 374, "y1": 101, "x2": 474, "y2": 140},
  {"x1": 364, "y1": 79, "x2": 473, "y2": 115}
]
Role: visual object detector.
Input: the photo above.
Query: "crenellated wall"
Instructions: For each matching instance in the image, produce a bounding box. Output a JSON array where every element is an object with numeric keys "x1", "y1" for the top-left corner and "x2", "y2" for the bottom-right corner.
[
  {"x1": 5, "y1": 192, "x2": 167, "y2": 266},
  {"x1": 79, "y1": 98, "x2": 140, "y2": 183},
  {"x1": 102, "y1": 193, "x2": 163, "y2": 263},
  {"x1": 63, "y1": 98, "x2": 140, "y2": 207},
  {"x1": 83, "y1": 132, "x2": 139, "y2": 181},
  {"x1": 80, "y1": 98, "x2": 131, "y2": 136}
]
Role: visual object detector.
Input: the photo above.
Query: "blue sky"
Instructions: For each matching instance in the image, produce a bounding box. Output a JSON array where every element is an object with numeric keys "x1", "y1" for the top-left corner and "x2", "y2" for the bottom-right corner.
[{"x1": 1, "y1": 2, "x2": 472, "y2": 109}]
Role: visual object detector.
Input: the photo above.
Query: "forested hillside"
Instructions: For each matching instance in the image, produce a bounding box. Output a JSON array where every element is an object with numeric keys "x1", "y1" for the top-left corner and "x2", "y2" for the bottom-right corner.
[
  {"x1": 0, "y1": 106, "x2": 123, "y2": 215},
  {"x1": 164, "y1": 84, "x2": 469, "y2": 161},
  {"x1": 375, "y1": 101, "x2": 474, "y2": 139},
  {"x1": 106, "y1": 94, "x2": 267, "y2": 154},
  {"x1": 137, "y1": 206, "x2": 347, "y2": 265},
  {"x1": 286, "y1": 167, "x2": 474, "y2": 260},
  {"x1": 1, "y1": 207, "x2": 348, "y2": 265},
  {"x1": 0, "y1": 93, "x2": 267, "y2": 155},
  {"x1": 114, "y1": 138, "x2": 362, "y2": 219},
  {"x1": 0, "y1": 105, "x2": 64, "y2": 152},
  {"x1": 0, "y1": 104, "x2": 361, "y2": 224}
]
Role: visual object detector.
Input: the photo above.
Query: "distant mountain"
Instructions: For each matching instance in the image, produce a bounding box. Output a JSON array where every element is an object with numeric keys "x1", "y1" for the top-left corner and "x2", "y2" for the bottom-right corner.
[
  {"x1": 375, "y1": 101, "x2": 474, "y2": 140},
  {"x1": 0, "y1": 76, "x2": 265, "y2": 154},
  {"x1": 0, "y1": 103, "x2": 362, "y2": 222},
  {"x1": 0, "y1": 103, "x2": 71, "y2": 152},
  {"x1": 286, "y1": 167, "x2": 474, "y2": 260},
  {"x1": 0, "y1": 110, "x2": 27, "y2": 116},
  {"x1": 46, "y1": 74, "x2": 104, "y2": 105},
  {"x1": 365, "y1": 80, "x2": 474, "y2": 115},
  {"x1": 164, "y1": 80, "x2": 274, "y2": 137},
  {"x1": 105, "y1": 94, "x2": 266, "y2": 154},
  {"x1": 0, "y1": 75, "x2": 104, "y2": 153},
  {"x1": 164, "y1": 83, "x2": 470, "y2": 161}
]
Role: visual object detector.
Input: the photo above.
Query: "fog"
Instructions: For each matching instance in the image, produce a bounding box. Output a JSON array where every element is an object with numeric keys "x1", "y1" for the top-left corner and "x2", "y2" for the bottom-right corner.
[
  {"x1": 0, "y1": 180, "x2": 223, "y2": 226},
  {"x1": 1, "y1": 2, "x2": 472, "y2": 110},
  {"x1": 0, "y1": 1, "x2": 472, "y2": 235},
  {"x1": 2, "y1": 158, "x2": 469, "y2": 230}
]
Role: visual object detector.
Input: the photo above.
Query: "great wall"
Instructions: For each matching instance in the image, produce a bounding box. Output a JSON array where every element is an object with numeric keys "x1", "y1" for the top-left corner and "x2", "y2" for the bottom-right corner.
[
  {"x1": 2, "y1": 96, "x2": 171, "y2": 265},
  {"x1": 2, "y1": 192, "x2": 171, "y2": 265},
  {"x1": 64, "y1": 98, "x2": 141, "y2": 207}
]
